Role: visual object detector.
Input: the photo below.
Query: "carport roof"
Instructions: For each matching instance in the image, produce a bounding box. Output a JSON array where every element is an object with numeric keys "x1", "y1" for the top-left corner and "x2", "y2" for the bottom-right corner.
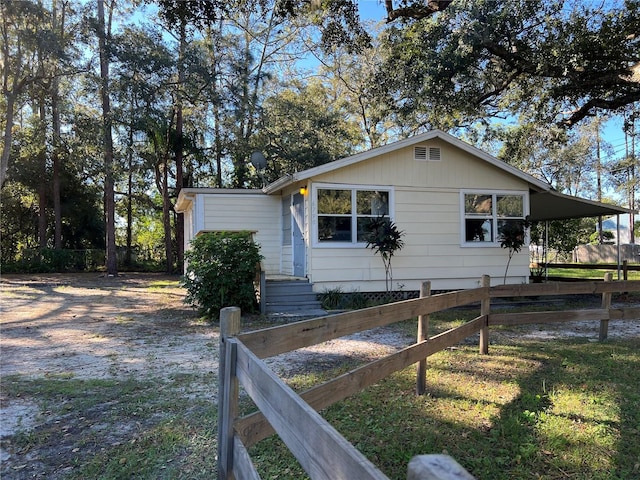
[{"x1": 529, "y1": 189, "x2": 630, "y2": 221}]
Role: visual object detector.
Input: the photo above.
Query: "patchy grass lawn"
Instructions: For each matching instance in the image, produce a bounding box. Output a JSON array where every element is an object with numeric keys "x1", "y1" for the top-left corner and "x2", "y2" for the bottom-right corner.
[
  {"x1": 547, "y1": 267, "x2": 640, "y2": 281},
  {"x1": 1, "y1": 373, "x2": 219, "y2": 480},
  {"x1": 2, "y1": 274, "x2": 638, "y2": 479},
  {"x1": 250, "y1": 335, "x2": 640, "y2": 480}
]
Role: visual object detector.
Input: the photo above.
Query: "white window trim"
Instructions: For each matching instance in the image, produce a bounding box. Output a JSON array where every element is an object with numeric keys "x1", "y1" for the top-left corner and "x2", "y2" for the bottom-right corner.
[
  {"x1": 312, "y1": 182, "x2": 395, "y2": 248},
  {"x1": 460, "y1": 190, "x2": 529, "y2": 248}
]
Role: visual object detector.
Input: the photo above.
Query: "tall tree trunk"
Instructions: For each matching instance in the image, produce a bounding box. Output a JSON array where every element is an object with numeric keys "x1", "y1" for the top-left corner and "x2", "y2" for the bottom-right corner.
[
  {"x1": 52, "y1": 88, "x2": 62, "y2": 249},
  {"x1": 0, "y1": 93, "x2": 15, "y2": 189},
  {"x1": 51, "y1": 0, "x2": 63, "y2": 249},
  {"x1": 1, "y1": 6, "x2": 18, "y2": 189},
  {"x1": 162, "y1": 159, "x2": 173, "y2": 273},
  {"x1": 214, "y1": 104, "x2": 223, "y2": 187},
  {"x1": 174, "y1": 18, "x2": 186, "y2": 273},
  {"x1": 98, "y1": 0, "x2": 117, "y2": 275},
  {"x1": 628, "y1": 114, "x2": 636, "y2": 244},
  {"x1": 207, "y1": 22, "x2": 224, "y2": 188},
  {"x1": 37, "y1": 99, "x2": 47, "y2": 249},
  {"x1": 125, "y1": 99, "x2": 134, "y2": 266},
  {"x1": 596, "y1": 118, "x2": 603, "y2": 244}
]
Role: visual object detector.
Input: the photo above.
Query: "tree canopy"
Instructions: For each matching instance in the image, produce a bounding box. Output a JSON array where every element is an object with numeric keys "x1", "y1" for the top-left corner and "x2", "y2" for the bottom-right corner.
[
  {"x1": 375, "y1": 0, "x2": 639, "y2": 129},
  {"x1": 0, "y1": 0, "x2": 637, "y2": 272}
]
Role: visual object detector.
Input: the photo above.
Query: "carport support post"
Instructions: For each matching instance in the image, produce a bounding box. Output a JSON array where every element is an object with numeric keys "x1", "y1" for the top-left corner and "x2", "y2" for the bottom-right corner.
[
  {"x1": 599, "y1": 273, "x2": 612, "y2": 341},
  {"x1": 416, "y1": 281, "x2": 431, "y2": 395},
  {"x1": 479, "y1": 275, "x2": 490, "y2": 355},
  {"x1": 218, "y1": 307, "x2": 241, "y2": 480}
]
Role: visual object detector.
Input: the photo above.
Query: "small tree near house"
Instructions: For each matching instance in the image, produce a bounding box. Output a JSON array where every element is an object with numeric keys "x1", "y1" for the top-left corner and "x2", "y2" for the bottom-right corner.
[
  {"x1": 500, "y1": 217, "x2": 531, "y2": 284},
  {"x1": 365, "y1": 215, "x2": 405, "y2": 294}
]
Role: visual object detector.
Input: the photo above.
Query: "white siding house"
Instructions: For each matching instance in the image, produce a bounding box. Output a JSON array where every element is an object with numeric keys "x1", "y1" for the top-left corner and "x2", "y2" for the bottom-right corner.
[{"x1": 176, "y1": 130, "x2": 628, "y2": 293}]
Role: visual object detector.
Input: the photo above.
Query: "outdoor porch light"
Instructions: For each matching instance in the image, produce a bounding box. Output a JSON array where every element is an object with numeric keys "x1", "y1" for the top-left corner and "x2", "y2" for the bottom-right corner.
[{"x1": 299, "y1": 186, "x2": 307, "y2": 195}]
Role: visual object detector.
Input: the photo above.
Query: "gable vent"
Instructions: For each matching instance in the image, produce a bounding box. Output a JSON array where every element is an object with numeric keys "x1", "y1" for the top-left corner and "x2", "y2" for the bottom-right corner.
[
  {"x1": 414, "y1": 146, "x2": 441, "y2": 161},
  {"x1": 414, "y1": 146, "x2": 427, "y2": 161}
]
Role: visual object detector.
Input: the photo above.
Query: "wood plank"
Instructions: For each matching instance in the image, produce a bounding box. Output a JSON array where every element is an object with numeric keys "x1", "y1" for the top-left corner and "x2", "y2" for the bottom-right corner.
[
  {"x1": 488, "y1": 309, "x2": 609, "y2": 326},
  {"x1": 609, "y1": 307, "x2": 640, "y2": 320},
  {"x1": 232, "y1": 436, "x2": 262, "y2": 480},
  {"x1": 234, "y1": 340, "x2": 389, "y2": 480},
  {"x1": 599, "y1": 273, "x2": 613, "y2": 341},
  {"x1": 547, "y1": 263, "x2": 640, "y2": 271},
  {"x1": 416, "y1": 282, "x2": 431, "y2": 395},
  {"x1": 407, "y1": 455, "x2": 476, "y2": 480},
  {"x1": 238, "y1": 287, "x2": 487, "y2": 359},
  {"x1": 236, "y1": 316, "x2": 485, "y2": 448},
  {"x1": 479, "y1": 275, "x2": 490, "y2": 355},
  {"x1": 490, "y1": 280, "x2": 640, "y2": 298}
]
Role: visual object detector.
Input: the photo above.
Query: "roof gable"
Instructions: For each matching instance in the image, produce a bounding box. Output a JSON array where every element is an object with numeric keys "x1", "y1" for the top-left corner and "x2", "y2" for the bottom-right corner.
[{"x1": 263, "y1": 129, "x2": 551, "y2": 194}]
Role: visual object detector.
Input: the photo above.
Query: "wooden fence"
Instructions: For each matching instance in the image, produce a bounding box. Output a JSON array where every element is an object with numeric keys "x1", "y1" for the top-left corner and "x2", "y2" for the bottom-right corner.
[{"x1": 217, "y1": 275, "x2": 640, "y2": 480}]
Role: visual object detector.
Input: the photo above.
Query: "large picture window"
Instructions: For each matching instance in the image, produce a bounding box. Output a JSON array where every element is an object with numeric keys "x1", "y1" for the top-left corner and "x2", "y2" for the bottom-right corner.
[
  {"x1": 462, "y1": 192, "x2": 527, "y2": 245},
  {"x1": 316, "y1": 186, "x2": 391, "y2": 244}
]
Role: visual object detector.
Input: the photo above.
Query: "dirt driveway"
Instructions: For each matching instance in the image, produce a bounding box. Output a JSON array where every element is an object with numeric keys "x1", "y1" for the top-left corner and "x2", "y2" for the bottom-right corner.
[
  {"x1": 1, "y1": 273, "x2": 215, "y2": 382},
  {"x1": 0, "y1": 273, "x2": 220, "y2": 479},
  {"x1": 0, "y1": 273, "x2": 412, "y2": 479}
]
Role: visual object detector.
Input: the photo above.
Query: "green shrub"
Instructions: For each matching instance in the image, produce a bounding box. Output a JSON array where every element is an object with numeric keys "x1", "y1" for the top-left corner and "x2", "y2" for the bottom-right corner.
[
  {"x1": 318, "y1": 286, "x2": 344, "y2": 310},
  {"x1": 345, "y1": 290, "x2": 369, "y2": 310},
  {"x1": 2, "y1": 248, "x2": 99, "y2": 273},
  {"x1": 318, "y1": 288, "x2": 371, "y2": 311},
  {"x1": 182, "y1": 232, "x2": 263, "y2": 319}
]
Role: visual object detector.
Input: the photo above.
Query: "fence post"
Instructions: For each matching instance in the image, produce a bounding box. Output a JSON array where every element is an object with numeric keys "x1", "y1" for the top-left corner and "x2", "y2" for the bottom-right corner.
[
  {"x1": 599, "y1": 273, "x2": 612, "y2": 341},
  {"x1": 416, "y1": 281, "x2": 431, "y2": 395},
  {"x1": 218, "y1": 307, "x2": 241, "y2": 480},
  {"x1": 479, "y1": 275, "x2": 490, "y2": 355}
]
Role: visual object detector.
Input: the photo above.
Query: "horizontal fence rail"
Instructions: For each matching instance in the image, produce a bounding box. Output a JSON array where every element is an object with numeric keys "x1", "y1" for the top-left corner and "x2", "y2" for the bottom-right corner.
[
  {"x1": 237, "y1": 287, "x2": 487, "y2": 359},
  {"x1": 219, "y1": 276, "x2": 640, "y2": 480},
  {"x1": 490, "y1": 279, "x2": 638, "y2": 297},
  {"x1": 234, "y1": 337, "x2": 388, "y2": 480},
  {"x1": 547, "y1": 261, "x2": 640, "y2": 271}
]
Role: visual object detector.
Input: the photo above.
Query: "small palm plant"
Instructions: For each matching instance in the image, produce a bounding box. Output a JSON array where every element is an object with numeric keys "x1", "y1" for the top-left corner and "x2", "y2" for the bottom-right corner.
[
  {"x1": 365, "y1": 215, "x2": 405, "y2": 294},
  {"x1": 500, "y1": 217, "x2": 531, "y2": 284}
]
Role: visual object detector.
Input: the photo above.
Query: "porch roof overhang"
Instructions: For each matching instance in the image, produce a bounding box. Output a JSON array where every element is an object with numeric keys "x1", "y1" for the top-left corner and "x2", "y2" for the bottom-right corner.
[{"x1": 529, "y1": 189, "x2": 630, "y2": 221}]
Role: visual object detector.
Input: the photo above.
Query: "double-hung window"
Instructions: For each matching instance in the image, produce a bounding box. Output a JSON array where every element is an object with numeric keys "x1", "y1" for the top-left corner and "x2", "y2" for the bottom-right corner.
[
  {"x1": 315, "y1": 185, "x2": 391, "y2": 245},
  {"x1": 462, "y1": 191, "x2": 527, "y2": 245}
]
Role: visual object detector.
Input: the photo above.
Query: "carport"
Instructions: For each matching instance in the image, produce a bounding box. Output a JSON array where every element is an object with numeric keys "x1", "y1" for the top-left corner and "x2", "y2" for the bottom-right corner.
[{"x1": 528, "y1": 188, "x2": 632, "y2": 278}]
